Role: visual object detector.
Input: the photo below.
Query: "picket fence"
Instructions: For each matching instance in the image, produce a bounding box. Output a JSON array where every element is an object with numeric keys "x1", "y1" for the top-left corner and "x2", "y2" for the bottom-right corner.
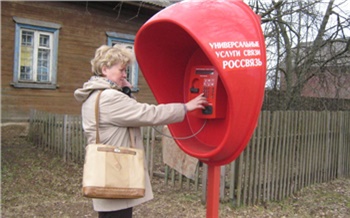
[{"x1": 28, "y1": 109, "x2": 350, "y2": 207}]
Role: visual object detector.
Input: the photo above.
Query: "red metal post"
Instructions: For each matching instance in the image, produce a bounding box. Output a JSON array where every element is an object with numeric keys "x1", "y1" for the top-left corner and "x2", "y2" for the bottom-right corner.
[{"x1": 206, "y1": 165, "x2": 221, "y2": 218}]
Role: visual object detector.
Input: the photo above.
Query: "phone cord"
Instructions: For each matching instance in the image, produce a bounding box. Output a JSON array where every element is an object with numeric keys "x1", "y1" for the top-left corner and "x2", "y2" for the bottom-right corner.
[{"x1": 151, "y1": 119, "x2": 207, "y2": 140}]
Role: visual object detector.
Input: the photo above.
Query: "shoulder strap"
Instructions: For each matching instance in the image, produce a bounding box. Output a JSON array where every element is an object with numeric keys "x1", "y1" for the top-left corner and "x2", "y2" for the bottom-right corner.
[
  {"x1": 95, "y1": 90, "x2": 103, "y2": 144},
  {"x1": 94, "y1": 90, "x2": 135, "y2": 148},
  {"x1": 128, "y1": 128, "x2": 136, "y2": 148}
]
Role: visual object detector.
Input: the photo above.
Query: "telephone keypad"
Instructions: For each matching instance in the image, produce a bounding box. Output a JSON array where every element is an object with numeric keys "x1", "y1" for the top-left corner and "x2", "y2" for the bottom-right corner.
[{"x1": 188, "y1": 67, "x2": 221, "y2": 118}]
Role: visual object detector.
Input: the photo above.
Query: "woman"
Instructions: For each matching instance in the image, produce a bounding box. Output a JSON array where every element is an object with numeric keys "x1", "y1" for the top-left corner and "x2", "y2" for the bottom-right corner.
[{"x1": 74, "y1": 44, "x2": 207, "y2": 218}]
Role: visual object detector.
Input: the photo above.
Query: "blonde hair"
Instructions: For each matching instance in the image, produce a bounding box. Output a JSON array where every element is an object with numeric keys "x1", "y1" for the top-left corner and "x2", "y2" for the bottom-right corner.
[{"x1": 91, "y1": 44, "x2": 133, "y2": 76}]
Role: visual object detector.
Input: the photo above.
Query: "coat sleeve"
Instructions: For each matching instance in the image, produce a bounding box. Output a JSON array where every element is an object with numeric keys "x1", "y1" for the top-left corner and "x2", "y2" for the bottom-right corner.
[{"x1": 99, "y1": 89, "x2": 186, "y2": 127}]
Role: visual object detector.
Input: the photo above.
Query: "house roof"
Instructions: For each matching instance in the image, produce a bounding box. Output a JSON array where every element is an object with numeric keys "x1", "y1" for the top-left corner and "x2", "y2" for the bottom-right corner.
[
  {"x1": 288, "y1": 38, "x2": 350, "y2": 68},
  {"x1": 122, "y1": 1, "x2": 181, "y2": 10},
  {"x1": 142, "y1": 0, "x2": 181, "y2": 7}
]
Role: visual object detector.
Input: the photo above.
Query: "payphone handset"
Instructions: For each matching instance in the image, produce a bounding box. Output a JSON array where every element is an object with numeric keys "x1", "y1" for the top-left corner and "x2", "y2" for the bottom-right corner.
[{"x1": 188, "y1": 66, "x2": 224, "y2": 119}]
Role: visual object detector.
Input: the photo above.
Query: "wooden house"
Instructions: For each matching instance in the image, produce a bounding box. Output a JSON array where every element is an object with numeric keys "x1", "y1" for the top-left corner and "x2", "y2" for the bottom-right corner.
[
  {"x1": 1, "y1": 1, "x2": 173, "y2": 122},
  {"x1": 279, "y1": 40, "x2": 350, "y2": 100}
]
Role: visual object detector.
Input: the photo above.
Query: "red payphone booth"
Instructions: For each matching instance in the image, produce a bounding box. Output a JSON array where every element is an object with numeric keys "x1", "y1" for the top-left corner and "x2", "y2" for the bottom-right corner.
[{"x1": 135, "y1": 0, "x2": 266, "y2": 217}]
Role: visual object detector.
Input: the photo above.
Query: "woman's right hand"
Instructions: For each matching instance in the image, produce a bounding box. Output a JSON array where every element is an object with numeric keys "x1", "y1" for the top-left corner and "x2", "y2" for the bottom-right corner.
[{"x1": 185, "y1": 93, "x2": 208, "y2": 112}]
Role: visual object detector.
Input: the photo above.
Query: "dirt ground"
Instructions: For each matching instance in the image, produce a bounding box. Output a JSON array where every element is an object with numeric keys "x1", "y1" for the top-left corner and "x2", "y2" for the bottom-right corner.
[{"x1": 1, "y1": 124, "x2": 350, "y2": 218}]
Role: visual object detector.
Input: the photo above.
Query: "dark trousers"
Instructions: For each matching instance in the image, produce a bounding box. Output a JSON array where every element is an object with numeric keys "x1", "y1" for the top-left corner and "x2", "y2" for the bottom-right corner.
[{"x1": 98, "y1": 207, "x2": 133, "y2": 218}]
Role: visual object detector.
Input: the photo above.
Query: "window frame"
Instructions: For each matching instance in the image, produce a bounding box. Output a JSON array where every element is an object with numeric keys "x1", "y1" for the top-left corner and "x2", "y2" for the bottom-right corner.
[
  {"x1": 12, "y1": 17, "x2": 61, "y2": 89},
  {"x1": 106, "y1": 32, "x2": 139, "y2": 92}
]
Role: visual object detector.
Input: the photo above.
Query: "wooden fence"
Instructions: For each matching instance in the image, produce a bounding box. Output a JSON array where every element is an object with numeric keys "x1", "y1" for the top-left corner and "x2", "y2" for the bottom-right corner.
[{"x1": 28, "y1": 109, "x2": 350, "y2": 207}]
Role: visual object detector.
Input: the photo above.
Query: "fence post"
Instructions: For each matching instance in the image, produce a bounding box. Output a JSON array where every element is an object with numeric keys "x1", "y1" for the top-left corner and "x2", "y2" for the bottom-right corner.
[
  {"x1": 220, "y1": 166, "x2": 226, "y2": 201},
  {"x1": 145, "y1": 126, "x2": 151, "y2": 175},
  {"x1": 201, "y1": 164, "x2": 208, "y2": 204},
  {"x1": 229, "y1": 160, "x2": 236, "y2": 206},
  {"x1": 338, "y1": 111, "x2": 344, "y2": 177},
  {"x1": 28, "y1": 109, "x2": 35, "y2": 142},
  {"x1": 150, "y1": 127, "x2": 155, "y2": 180},
  {"x1": 63, "y1": 114, "x2": 68, "y2": 162}
]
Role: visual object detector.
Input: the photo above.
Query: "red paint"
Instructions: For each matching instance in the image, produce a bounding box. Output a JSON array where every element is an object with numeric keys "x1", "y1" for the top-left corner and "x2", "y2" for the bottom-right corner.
[{"x1": 206, "y1": 165, "x2": 221, "y2": 218}]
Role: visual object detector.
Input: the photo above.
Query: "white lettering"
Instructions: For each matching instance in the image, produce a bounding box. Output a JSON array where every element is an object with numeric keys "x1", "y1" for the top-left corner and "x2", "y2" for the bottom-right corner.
[
  {"x1": 209, "y1": 41, "x2": 260, "y2": 49},
  {"x1": 243, "y1": 49, "x2": 261, "y2": 56},
  {"x1": 222, "y1": 58, "x2": 263, "y2": 69},
  {"x1": 215, "y1": 50, "x2": 241, "y2": 58}
]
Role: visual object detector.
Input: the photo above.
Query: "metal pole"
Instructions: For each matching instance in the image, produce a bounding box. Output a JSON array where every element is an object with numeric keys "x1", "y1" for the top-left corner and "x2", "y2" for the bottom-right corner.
[{"x1": 206, "y1": 165, "x2": 221, "y2": 218}]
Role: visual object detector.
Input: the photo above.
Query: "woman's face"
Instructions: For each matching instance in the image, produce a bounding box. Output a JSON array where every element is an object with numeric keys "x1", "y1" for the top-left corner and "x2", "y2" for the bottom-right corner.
[{"x1": 102, "y1": 63, "x2": 128, "y2": 87}]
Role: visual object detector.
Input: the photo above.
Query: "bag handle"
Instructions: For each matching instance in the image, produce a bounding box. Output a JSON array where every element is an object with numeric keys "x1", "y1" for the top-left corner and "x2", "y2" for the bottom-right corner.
[{"x1": 94, "y1": 90, "x2": 135, "y2": 148}]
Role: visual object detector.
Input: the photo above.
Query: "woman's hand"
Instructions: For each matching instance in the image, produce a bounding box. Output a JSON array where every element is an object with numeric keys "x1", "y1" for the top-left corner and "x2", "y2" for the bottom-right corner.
[{"x1": 185, "y1": 93, "x2": 208, "y2": 112}]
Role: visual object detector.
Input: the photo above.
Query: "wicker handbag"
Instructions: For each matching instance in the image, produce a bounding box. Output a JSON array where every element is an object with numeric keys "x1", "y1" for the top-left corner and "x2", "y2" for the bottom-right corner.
[{"x1": 82, "y1": 90, "x2": 145, "y2": 199}]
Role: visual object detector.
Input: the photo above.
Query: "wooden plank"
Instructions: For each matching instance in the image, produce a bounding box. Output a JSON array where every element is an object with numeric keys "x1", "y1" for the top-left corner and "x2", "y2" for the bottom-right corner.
[
  {"x1": 253, "y1": 115, "x2": 263, "y2": 204},
  {"x1": 270, "y1": 111, "x2": 278, "y2": 201},
  {"x1": 63, "y1": 115, "x2": 68, "y2": 162},
  {"x1": 53, "y1": 115, "x2": 57, "y2": 154},
  {"x1": 311, "y1": 112, "x2": 317, "y2": 185},
  {"x1": 38, "y1": 111, "x2": 44, "y2": 148},
  {"x1": 171, "y1": 168, "x2": 176, "y2": 186},
  {"x1": 287, "y1": 111, "x2": 295, "y2": 196},
  {"x1": 325, "y1": 112, "x2": 331, "y2": 181},
  {"x1": 146, "y1": 127, "x2": 151, "y2": 175},
  {"x1": 285, "y1": 111, "x2": 292, "y2": 198},
  {"x1": 229, "y1": 160, "x2": 236, "y2": 205},
  {"x1": 186, "y1": 174, "x2": 191, "y2": 189},
  {"x1": 345, "y1": 112, "x2": 350, "y2": 176},
  {"x1": 246, "y1": 139, "x2": 255, "y2": 206},
  {"x1": 338, "y1": 112, "x2": 344, "y2": 177},
  {"x1": 164, "y1": 165, "x2": 169, "y2": 185},
  {"x1": 201, "y1": 164, "x2": 208, "y2": 204},
  {"x1": 59, "y1": 114, "x2": 64, "y2": 155},
  {"x1": 47, "y1": 113, "x2": 52, "y2": 152},
  {"x1": 313, "y1": 112, "x2": 319, "y2": 184},
  {"x1": 264, "y1": 111, "x2": 271, "y2": 202},
  {"x1": 298, "y1": 111, "x2": 307, "y2": 189},
  {"x1": 257, "y1": 113, "x2": 263, "y2": 204},
  {"x1": 194, "y1": 164, "x2": 200, "y2": 191},
  {"x1": 71, "y1": 116, "x2": 75, "y2": 161},
  {"x1": 301, "y1": 111, "x2": 309, "y2": 188},
  {"x1": 68, "y1": 115, "x2": 73, "y2": 162},
  {"x1": 276, "y1": 111, "x2": 283, "y2": 200},
  {"x1": 346, "y1": 112, "x2": 350, "y2": 176},
  {"x1": 77, "y1": 116, "x2": 83, "y2": 162},
  {"x1": 243, "y1": 141, "x2": 250, "y2": 205},
  {"x1": 250, "y1": 128, "x2": 257, "y2": 205},
  {"x1": 236, "y1": 150, "x2": 244, "y2": 207},
  {"x1": 150, "y1": 128, "x2": 155, "y2": 180},
  {"x1": 280, "y1": 111, "x2": 287, "y2": 200},
  {"x1": 74, "y1": 116, "x2": 80, "y2": 162},
  {"x1": 265, "y1": 112, "x2": 274, "y2": 201},
  {"x1": 294, "y1": 111, "x2": 301, "y2": 192},
  {"x1": 305, "y1": 111, "x2": 311, "y2": 186},
  {"x1": 330, "y1": 112, "x2": 337, "y2": 180},
  {"x1": 320, "y1": 112, "x2": 327, "y2": 183},
  {"x1": 306, "y1": 111, "x2": 313, "y2": 187},
  {"x1": 179, "y1": 172, "x2": 183, "y2": 188},
  {"x1": 321, "y1": 111, "x2": 327, "y2": 181},
  {"x1": 220, "y1": 166, "x2": 225, "y2": 202},
  {"x1": 316, "y1": 112, "x2": 322, "y2": 184}
]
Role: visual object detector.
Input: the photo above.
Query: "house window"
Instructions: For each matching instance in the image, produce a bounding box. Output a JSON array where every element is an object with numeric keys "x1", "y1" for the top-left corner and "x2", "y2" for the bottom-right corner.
[
  {"x1": 106, "y1": 32, "x2": 139, "y2": 92},
  {"x1": 12, "y1": 17, "x2": 61, "y2": 89}
]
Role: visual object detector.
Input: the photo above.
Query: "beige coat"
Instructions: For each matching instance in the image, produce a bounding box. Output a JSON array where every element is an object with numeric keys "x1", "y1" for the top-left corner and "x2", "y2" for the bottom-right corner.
[{"x1": 74, "y1": 76, "x2": 185, "y2": 212}]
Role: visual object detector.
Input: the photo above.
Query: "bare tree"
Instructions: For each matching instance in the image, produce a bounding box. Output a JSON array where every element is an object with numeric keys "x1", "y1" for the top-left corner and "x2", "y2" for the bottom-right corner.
[{"x1": 247, "y1": 0, "x2": 350, "y2": 110}]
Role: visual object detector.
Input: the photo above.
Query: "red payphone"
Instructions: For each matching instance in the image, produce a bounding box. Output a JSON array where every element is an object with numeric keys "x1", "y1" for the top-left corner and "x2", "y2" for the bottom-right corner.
[{"x1": 135, "y1": 0, "x2": 266, "y2": 216}]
